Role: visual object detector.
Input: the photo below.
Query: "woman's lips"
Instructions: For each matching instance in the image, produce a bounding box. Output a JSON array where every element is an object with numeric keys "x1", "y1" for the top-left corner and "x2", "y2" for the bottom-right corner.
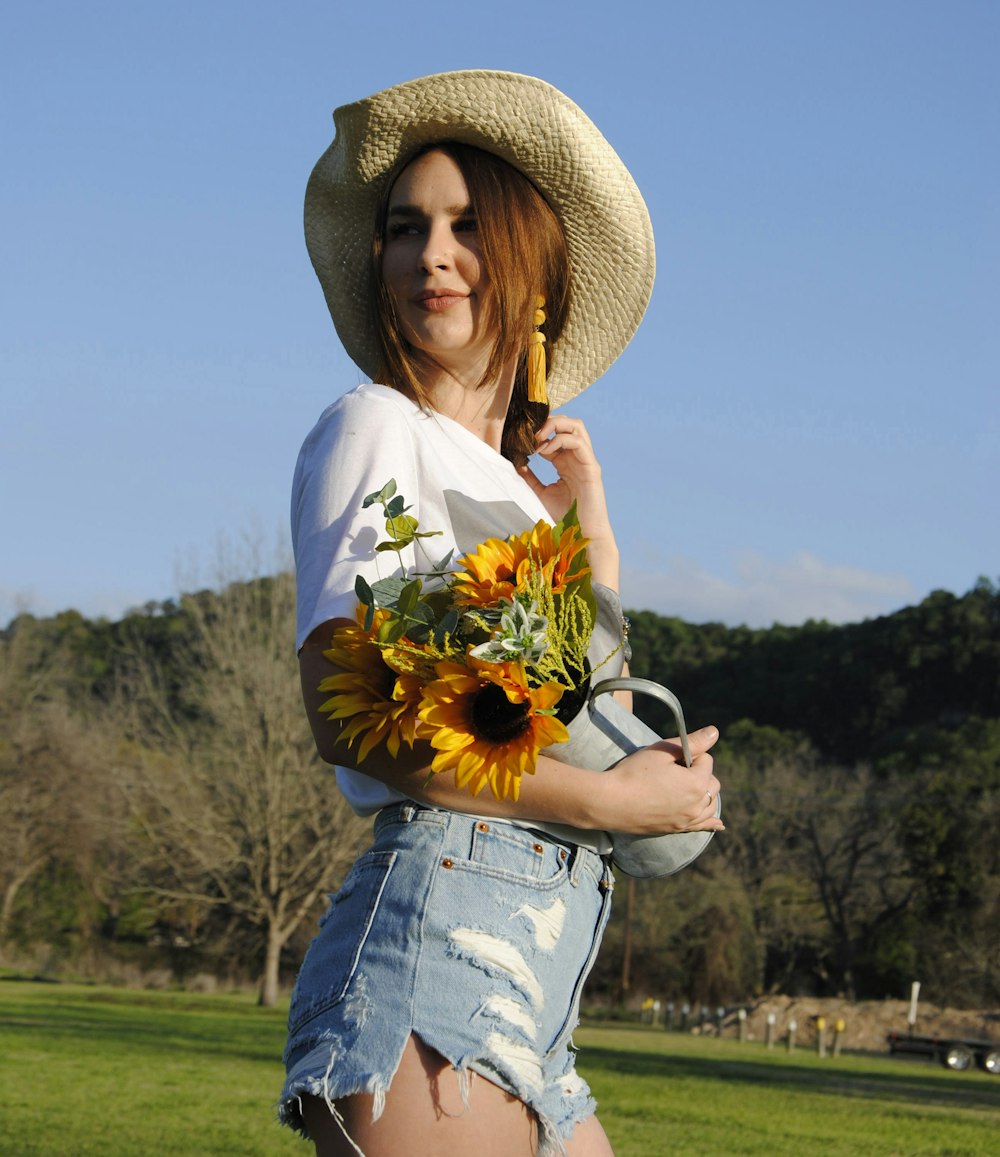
[{"x1": 414, "y1": 292, "x2": 468, "y2": 312}]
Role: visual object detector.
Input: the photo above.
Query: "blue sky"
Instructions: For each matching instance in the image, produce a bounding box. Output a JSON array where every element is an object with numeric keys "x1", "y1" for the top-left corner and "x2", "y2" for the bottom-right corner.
[{"x1": 2, "y1": 1, "x2": 996, "y2": 628}]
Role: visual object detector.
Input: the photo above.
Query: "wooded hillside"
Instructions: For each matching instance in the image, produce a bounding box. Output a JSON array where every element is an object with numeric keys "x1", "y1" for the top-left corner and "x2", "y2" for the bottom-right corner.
[{"x1": 2, "y1": 577, "x2": 997, "y2": 1008}]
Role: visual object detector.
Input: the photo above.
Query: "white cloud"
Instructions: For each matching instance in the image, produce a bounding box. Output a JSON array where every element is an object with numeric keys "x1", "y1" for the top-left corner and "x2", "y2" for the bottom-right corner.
[{"x1": 621, "y1": 551, "x2": 917, "y2": 627}]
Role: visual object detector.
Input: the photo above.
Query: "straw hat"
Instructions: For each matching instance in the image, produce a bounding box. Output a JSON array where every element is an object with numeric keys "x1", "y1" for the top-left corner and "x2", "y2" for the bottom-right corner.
[{"x1": 304, "y1": 70, "x2": 655, "y2": 409}]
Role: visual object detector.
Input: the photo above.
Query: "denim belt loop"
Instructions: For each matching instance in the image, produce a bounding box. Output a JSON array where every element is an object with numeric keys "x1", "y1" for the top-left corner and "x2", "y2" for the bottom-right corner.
[
  {"x1": 374, "y1": 801, "x2": 415, "y2": 836},
  {"x1": 569, "y1": 843, "x2": 586, "y2": 886}
]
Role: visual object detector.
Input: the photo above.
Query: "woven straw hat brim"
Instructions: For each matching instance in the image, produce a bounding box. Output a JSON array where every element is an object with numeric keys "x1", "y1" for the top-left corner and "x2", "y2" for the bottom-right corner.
[{"x1": 304, "y1": 70, "x2": 655, "y2": 409}]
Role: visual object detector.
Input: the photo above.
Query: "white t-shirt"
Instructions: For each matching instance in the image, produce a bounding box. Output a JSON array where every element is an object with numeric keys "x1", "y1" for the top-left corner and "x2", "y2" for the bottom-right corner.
[{"x1": 292, "y1": 382, "x2": 616, "y2": 852}]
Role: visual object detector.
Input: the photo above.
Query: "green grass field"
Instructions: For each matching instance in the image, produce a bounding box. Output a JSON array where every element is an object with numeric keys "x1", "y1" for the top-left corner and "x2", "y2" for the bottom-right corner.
[{"x1": 1, "y1": 983, "x2": 997, "y2": 1155}]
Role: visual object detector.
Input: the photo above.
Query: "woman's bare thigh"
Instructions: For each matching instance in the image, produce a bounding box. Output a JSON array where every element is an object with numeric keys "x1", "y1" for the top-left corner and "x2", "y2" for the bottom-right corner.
[
  {"x1": 565, "y1": 1113, "x2": 615, "y2": 1157},
  {"x1": 302, "y1": 1033, "x2": 616, "y2": 1156},
  {"x1": 302, "y1": 1033, "x2": 537, "y2": 1157}
]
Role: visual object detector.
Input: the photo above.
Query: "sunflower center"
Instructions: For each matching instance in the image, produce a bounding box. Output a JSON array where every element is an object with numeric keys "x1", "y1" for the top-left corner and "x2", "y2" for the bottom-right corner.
[
  {"x1": 471, "y1": 684, "x2": 531, "y2": 744},
  {"x1": 379, "y1": 663, "x2": 397, "y2": 697}
]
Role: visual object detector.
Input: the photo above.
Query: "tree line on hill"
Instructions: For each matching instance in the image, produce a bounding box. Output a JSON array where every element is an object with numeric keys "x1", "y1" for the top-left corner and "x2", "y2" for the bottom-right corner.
[{"x1": 1, "y1": 574, "x2": 997, "y2": 1008}]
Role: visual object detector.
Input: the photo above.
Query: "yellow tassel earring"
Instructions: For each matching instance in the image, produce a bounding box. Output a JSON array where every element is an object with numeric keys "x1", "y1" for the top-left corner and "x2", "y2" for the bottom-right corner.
[{"x1": 527, "y1": 295, "x2": 547, "y2": 405}]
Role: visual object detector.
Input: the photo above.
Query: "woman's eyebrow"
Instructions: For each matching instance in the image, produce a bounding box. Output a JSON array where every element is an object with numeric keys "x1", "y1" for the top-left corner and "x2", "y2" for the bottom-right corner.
[{"x1": 387, "y1": 202, "x2": 473, "y2": 217}]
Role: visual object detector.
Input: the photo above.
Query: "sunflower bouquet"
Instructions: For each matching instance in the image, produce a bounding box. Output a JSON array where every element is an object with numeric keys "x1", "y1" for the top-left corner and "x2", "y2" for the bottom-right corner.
[{"x1": 318, "y1": 480, "x2": 605, "y2": 801}]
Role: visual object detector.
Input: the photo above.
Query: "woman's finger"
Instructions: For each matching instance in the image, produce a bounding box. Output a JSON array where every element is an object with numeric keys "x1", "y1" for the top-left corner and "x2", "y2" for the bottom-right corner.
[
  {"x1": 518, "y1": 464, "x2": 546, "y2": 495},
  {"x1": 648, "y1": 725, "x2": 720, "y2": 767},
  {"x1": 535, "y1": 415, "x2": 593, "y2": 447},
  {"x1": 685, "y1": 725, "x2": 720, "y2": 755},
  {"x1": 536, "y1": 432, "x2": 592, "y2": 459}
]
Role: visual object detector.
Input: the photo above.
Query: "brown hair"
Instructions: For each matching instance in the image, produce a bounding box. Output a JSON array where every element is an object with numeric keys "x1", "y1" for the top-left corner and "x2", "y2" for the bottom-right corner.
[{"x1": 370, "y1": 142, "x2": 571, "y2": 467}]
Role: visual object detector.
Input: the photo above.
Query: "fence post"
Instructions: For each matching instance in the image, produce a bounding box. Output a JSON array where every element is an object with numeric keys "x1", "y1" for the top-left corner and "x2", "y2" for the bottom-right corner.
[
  {"x1": 908, "y1": 981, "x2": 921, "y2": 1034},
  {"x1": 765, "y1": 1012, "x2": 776, "y2": 1049},
  {"x1": 833, "y1": 1018, "x2": 845, "y2": 1057},
  {"x1": 666, "y1": 1000, "x2": 675, "y2": 1032},
  {"x1": 738, "y1": 1007, "x2": 748, "y2": 1043},
  {"x1": 787, "y1": 1018, "x2": 797, "y2": 1053},
  {"x1": 816, "y1": 1016, "x2": 827, "y2": 1058}
]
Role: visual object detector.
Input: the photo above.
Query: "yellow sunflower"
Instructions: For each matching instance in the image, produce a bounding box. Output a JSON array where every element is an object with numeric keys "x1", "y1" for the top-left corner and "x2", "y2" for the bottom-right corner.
[
  {"x1": 417, "y1": 656, "x2": 570, "y2": 801},
  {"x1": 319, "y1": 611, "x2": 426, "y2": 762},
  {"x1": 452, "y1": 519, "x2": 589, "y2": 609}
]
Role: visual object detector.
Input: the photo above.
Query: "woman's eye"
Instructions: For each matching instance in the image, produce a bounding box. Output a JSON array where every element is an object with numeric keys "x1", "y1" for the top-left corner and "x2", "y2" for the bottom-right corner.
[
  {"x1": 387, "y1": 222, "x2": 421, "y2": 238},
  {"x1": 454, "y1": 216, "x2": 478, "y2": 233}
]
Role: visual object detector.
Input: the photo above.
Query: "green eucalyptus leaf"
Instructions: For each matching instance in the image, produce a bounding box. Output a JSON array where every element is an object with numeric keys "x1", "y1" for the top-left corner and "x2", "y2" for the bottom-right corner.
[
  {"x1": 362, "y1": 479, "x2": 397, "y2": 509},
  {"x1": 382, "y1": 617, "x2": 408, "y2": 644},
  {"x1": 422, "y1": 587, "x2": 453, "y2": 618},
  {"x1": 371, "y1": 577, "x2": 408, "y2": 606},
  {"x1": 355, "y1": 574, "x2": 373, "y2": 606},
  {"x1": 385, "y1": 514, "x2": 419, "y2": 540},
  {"x1": 433, "y1": 608, "x2": 461, "y2": 648},
  {"x1": 406, "y1": 602, "x2": 436, "y2": 644},
  {"x1": 398, "y1": 580, "x2": 422, "y2": 617},
  {"x1": 429, "y1": 549, "x2": 455, "y2": 573},
  {"x1": 408, "y1": 601, "x2": 435, "y2": 627}
]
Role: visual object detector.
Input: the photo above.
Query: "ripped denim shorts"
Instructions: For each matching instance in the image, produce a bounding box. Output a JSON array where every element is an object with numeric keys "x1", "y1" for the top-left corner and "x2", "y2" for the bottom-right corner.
[{"x1": 278, "y1": 802, "x2": 615, "y2": 1156}]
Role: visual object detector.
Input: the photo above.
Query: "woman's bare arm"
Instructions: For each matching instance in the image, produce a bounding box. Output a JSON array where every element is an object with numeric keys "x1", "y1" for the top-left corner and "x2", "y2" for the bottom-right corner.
[
  {"x1": 519, "y1": 415, "x2": 620, "y2": 591},
  {"x1": 299, "y1": 622, "x2": 721, "y2": 836}
]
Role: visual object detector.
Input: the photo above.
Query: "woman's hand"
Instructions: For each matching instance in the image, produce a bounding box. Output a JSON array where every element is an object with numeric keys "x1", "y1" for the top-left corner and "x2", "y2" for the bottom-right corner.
[
  {"x1": 581, "y1": 726, "x2": 724, "y2": 836},
  {"x1": 519, "y1": 415, "x2": 619, "y2": 588}
]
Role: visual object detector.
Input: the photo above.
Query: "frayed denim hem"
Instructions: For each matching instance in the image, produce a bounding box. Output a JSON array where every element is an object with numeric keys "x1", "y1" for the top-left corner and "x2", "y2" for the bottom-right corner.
[
  {"x1": 277, "y1": 1031, "x2": 594, "y2": 1157},
  {"x1": 278, "y1": 1032, "x2": 389, "y2": 1145}
]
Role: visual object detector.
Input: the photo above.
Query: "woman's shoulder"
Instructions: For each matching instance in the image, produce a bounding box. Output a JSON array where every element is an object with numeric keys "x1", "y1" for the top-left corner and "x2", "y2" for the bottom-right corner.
[
  {"x1": 315, "y1": 382, "x2": 420, "y2": 426},
  {"x1": 299, "y1": 383, "x2": 422, "y2": 457}
]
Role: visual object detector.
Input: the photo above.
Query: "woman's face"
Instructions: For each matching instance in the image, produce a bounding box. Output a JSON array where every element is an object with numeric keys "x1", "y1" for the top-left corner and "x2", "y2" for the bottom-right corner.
[{"x1": 381, "y1": 149, "x2": 495, "y2": 380}]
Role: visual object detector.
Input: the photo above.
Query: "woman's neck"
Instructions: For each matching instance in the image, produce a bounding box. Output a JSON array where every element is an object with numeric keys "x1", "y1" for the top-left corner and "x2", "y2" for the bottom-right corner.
[{"x1": 419, "y1": 363, "x2": 516, "y2": 452}]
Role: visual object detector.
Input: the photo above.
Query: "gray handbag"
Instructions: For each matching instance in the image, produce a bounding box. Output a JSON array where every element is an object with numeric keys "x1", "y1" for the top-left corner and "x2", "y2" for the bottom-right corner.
[{"x1": 555, "y1": 675, "x2": 721, "y2": 878}]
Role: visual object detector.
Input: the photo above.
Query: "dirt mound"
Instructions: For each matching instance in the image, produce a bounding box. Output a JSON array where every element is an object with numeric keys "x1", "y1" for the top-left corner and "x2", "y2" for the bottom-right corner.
[{"x1": 727, "y1": 996, "x2": 1000, "y2": 1053}]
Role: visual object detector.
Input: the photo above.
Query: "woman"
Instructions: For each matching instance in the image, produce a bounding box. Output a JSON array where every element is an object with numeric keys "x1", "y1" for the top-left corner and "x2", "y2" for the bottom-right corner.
[{"x1": 280, "y1": 71, "x2": 723, "y2": 1157}]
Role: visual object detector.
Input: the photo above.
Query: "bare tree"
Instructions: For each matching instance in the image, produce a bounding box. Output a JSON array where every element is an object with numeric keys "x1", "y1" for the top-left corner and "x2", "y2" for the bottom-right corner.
[
  {"x1": 716, "y1": 728, "x2": 828, "y2": 992},
  {"x1": 0, "y1": 619, "x2": 77, "y2": 942},
  {"x1": 790, "y1": 763, "x2": 916, "y2": 996},
  {"x1": 722, "y1": 725, "x2": 916, "y2": 997},
  {"x1": 117, "y1": 563, "x2": 368, "y2": 1005}
]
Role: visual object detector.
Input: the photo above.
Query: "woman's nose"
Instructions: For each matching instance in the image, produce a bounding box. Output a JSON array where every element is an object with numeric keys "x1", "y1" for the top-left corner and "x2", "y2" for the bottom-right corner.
[{"x1": 418, "y1": 222, "x2": 455, "y2": 272}]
